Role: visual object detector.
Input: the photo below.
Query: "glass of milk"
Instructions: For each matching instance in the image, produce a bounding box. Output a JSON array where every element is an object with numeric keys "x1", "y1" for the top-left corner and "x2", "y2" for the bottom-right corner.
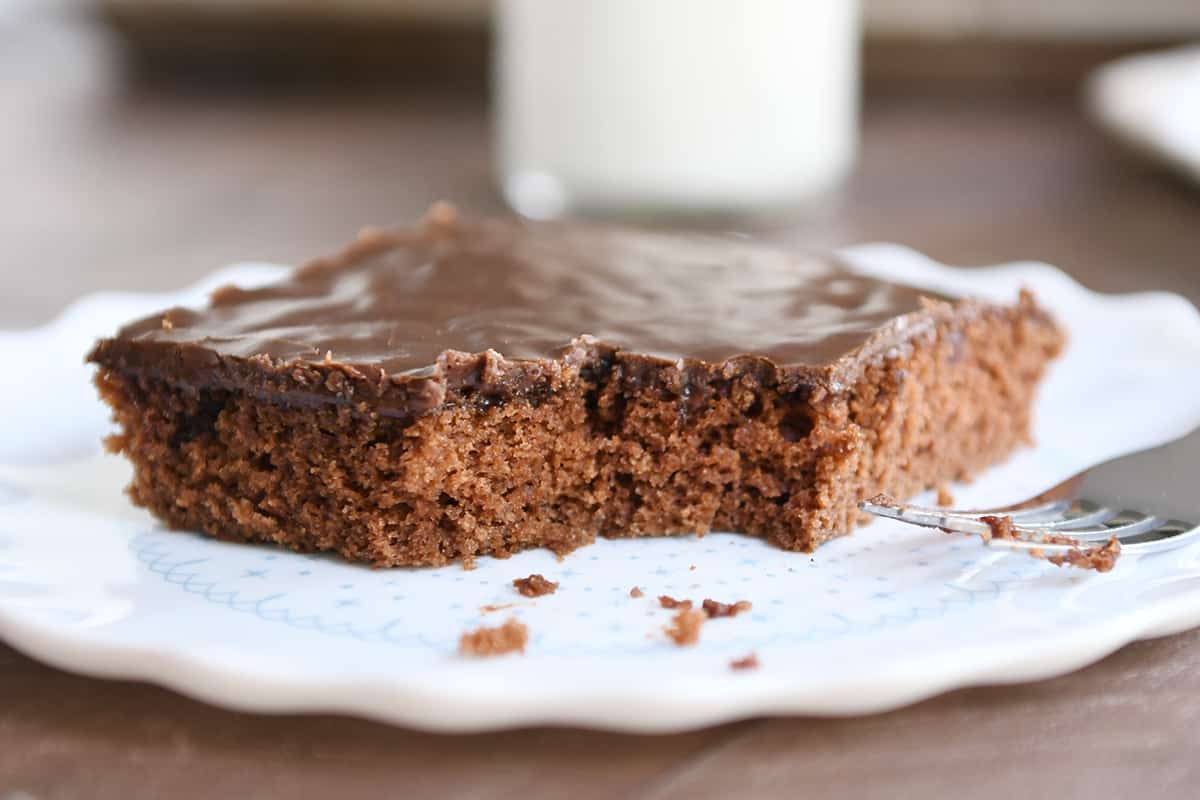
[{"x1": 494, "y1": 0, "x2": 861, "y2": 219}]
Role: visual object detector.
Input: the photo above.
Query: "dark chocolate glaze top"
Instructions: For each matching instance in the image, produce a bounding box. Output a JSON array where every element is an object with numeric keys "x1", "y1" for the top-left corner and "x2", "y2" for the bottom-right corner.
[{"x1": 109, "y1": 209, "x2": 947, "y2": 382}]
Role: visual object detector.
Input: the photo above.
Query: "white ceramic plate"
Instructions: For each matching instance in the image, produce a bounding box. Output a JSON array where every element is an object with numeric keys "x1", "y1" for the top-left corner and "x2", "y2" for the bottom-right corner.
[
  {"x1": 1088, "y1": 45, "x2": 1200, "y2": 187},
  {"x1": 2, "y1": 245, "x2": 1199, "y2": 733}
]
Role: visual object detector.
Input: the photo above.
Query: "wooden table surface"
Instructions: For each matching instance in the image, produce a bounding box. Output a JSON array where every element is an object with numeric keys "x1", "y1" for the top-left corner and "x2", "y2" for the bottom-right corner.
[{"x1": 4, "y1": 13, "x2": 1200, "y2": 800}]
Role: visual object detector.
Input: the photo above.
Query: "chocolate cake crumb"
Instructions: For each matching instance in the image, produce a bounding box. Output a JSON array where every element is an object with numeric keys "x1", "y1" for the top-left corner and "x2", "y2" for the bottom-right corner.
[
  {"x1": 702, "y1": 598, "x2": 753, "y2": 618},
  {"x1": 658, "y1": 595, "x2": 693, "y2": 610},
  {"x1": 977, "y1": 515, "x2": 1121, "y2": 572},
  {"x1": 665, "y1": 609, "x2": 705, "y2": 646},
  {"x1": 978, "y1": 514, "x2": 1017, "y2": 542},
  {"x1": 458, "y1": 618, "x2": 528, "y2": 657},
  {"x1": 1047, "y1": 535, "x2": 1121, "y2": 573},
  {"x1": 630, "y1": 586, "x2": 644, "y2": 598},
  {"x1": 936, "y1": 484, "x2": 955, "y2": 506},
  {"x1": 512, "y1": 574, "x2": 558, "y2": 597},
  {"x1": 730, "y1": 653, "x2": 760, "y2": 671},
  {"x1": 479, "y1": 603, "x2": 515, "y2": 613}
]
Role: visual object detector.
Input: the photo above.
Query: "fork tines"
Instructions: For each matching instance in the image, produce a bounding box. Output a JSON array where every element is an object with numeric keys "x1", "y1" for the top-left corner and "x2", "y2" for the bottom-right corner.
[{"x1": 859, "y1": 494, "x2": 1198, "y2": 556}]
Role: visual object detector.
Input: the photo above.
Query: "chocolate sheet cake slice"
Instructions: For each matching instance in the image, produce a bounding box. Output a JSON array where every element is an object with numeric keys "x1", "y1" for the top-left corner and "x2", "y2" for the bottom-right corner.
[{"x1": 88, "y1": 207, "x2": 1064, "y2": 566}]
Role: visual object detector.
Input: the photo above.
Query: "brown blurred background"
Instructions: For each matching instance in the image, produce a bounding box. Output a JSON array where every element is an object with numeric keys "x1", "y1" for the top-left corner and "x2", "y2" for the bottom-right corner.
[{"x1": 3, "y1": 0, "x2": 1199, "y2": 328}]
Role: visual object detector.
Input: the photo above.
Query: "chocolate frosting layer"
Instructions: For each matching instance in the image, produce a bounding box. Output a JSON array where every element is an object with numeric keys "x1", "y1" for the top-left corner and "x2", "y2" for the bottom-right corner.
[{"x1": 106, "y1": 209, "x2": 948, "y2": 381}]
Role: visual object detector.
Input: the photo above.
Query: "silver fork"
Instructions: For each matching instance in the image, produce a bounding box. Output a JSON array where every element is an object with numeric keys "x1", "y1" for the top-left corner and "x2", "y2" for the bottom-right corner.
[{"x1": 860, "y1": 425, "x2": 1200, "y2": 560}]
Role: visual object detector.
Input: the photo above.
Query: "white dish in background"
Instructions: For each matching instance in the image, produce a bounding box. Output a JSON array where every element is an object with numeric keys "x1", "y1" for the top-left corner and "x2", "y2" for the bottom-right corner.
[
  {"x1": 1, "y1": 245, "x2": 1199, "y2": 733},
  {"x1": 1088, "y1": 45, "x2": 1200, "y2": 186}
]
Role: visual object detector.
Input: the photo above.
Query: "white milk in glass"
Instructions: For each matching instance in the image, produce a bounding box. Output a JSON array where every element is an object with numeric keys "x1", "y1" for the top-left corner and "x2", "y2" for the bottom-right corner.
[{"x1": 495, "y1": 0, "x2": 860, "y2": 218}]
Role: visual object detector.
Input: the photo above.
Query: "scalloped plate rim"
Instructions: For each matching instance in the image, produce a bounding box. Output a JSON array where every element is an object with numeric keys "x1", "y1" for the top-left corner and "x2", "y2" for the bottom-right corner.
[{"x1": 0, "y1": 243, "x2": 1198, "y2": 733}]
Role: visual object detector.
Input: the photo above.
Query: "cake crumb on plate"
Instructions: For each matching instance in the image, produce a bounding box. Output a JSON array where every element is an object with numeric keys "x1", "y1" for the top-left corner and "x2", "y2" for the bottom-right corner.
[
  {"x1": 479, "y1": 603, "x2": 515, "y2": 614},
  {"x1": 512, "y1": 574, "x2": 558, "y2": 597},
  {"x1": 665, "y1": 609, "x2": 705, "y2": 646},
  {"x1": 730, "y1": 653, "x2": 760, "y2": 671},
  {"x1": 702, "y1": 599, "x2": 753, "y2": 618},
  {"x1": 458, "y1": 618, "x2": 528, "y2": 657}
]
